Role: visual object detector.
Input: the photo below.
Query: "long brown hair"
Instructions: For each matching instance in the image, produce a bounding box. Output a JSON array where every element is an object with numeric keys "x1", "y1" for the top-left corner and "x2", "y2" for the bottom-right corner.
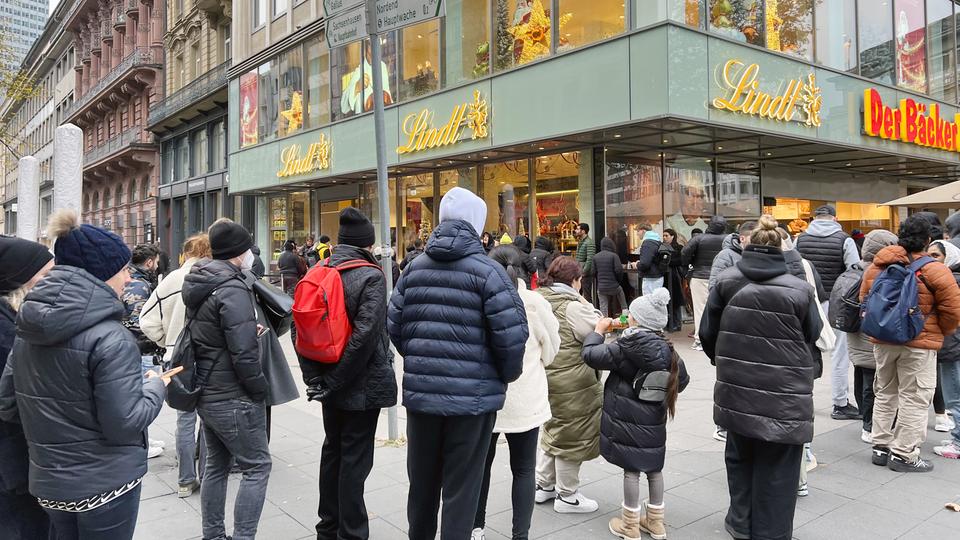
[{"x1": 665, "y1": 347, "x2": 681, "y2": 419}]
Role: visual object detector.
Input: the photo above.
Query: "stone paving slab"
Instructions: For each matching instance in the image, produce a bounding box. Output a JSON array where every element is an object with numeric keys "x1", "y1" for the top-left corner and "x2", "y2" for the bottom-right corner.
[{"x1": 134, "y1": 328, "x2": 960, "y2": 539}]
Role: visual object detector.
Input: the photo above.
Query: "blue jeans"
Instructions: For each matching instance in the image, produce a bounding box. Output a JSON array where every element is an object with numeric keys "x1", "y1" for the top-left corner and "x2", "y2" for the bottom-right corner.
[
  {"x1": 177, "y1": 410, "x2": 206, "y2": 486},
  {"x1": 642, "y1": 277, "x2": 664, "y2": 296},
  {"x1": 940, "y1": 362, "x2": 960, "y2": 445},
  {"x1": 44, "y1": 484, "x2": 141, "y2": 540},
  {"x1": 198, "y1": 399, "x2": 272, "y2": 540}
]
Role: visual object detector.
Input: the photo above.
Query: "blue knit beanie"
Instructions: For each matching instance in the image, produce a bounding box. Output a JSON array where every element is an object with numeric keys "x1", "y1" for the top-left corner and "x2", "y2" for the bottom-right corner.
[{"x1": 49, "y1": 210, "x2": 131, "y2": 283}]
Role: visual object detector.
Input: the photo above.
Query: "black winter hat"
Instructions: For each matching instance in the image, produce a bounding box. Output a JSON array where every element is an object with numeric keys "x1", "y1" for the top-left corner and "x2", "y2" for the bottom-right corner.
[
  {"x1": 338, "y1": 207, "x2": 376, "y2": 247},
  {"x1": 0, "y1": 236, "x2": 53, "y2": 294},
  {"x1": 209, "y1": 219, "x2": 253, "y2": 260}
]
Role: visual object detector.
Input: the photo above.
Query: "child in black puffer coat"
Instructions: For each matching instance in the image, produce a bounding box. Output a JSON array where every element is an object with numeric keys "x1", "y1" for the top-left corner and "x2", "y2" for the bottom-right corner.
[{"x1": 582, "y1": 288, "x2": 689, "y2": 540}]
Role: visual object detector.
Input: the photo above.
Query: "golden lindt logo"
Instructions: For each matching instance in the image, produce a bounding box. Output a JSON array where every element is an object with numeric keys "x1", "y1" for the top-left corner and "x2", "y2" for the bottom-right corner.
[
  {"x1": 711, "y1": 59, "x2": 822, "y2": 127},
  {"x1": 277, "y1": 134, "x2": 331, "y2": 178},
  {"x1": 397, "y1": 90, "x2": 489, "y2": 155}
]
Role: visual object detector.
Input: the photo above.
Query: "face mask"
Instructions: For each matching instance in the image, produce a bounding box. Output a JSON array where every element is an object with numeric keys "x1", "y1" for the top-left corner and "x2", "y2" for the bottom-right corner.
[{"x1": 241, "y1": 250, "x2": 255, "y2": 270}]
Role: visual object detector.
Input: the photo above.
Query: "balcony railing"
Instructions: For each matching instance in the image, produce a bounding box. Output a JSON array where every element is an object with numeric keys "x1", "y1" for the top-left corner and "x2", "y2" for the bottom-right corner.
[
  {"x1": 84, "y1": 127, "x2": 146, "y2": 165},
  {"x1": 66, "y1": 47, "x2": 160, "y2": 120},
  {"x1": 127, "y1": 0, "x2": 140, "y2": 15},
  {"x1": 101, "y1": 21, "x2": 113, "y2": 41},
  {"x1": 148, "y1": 61, "x2": 230, "y2": 126}
]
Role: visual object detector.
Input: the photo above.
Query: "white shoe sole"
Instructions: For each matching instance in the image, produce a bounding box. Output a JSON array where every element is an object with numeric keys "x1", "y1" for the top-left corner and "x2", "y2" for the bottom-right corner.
[
  {"x1": 935, "y1": 424, "x2": 952, "y2": 432},
  {"x1": 535, "y1": 490, "x2": 556, "y2": 504},
  {"x1": 609, "y1": 522, "x2": 642, "y2": 540},
  {"x1": 554, "y1": 498, "x2": 599, "y2": 514}
]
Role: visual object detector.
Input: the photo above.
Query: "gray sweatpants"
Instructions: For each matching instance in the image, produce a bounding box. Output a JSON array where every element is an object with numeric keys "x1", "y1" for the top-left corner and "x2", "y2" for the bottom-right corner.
[{"x1": 824, "y1": 301, "x2": 851, "y2": 407}]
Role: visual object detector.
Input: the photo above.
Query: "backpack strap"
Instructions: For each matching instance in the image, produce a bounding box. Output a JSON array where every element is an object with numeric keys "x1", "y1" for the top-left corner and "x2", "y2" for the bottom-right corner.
[
  {"x1": 333, "y1": 260, "x2": 383, "y2": 273},
  {"x1": 907, "y1": 255, "x2": 936, "y2": 291}
]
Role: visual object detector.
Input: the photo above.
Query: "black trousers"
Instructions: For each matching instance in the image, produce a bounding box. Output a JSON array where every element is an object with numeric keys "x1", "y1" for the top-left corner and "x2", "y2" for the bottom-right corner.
[
  {"x1": 854, "y1": 367, "x2": 877, "y2": 432},
  {"x1": 724, "y1": 431, "x2": 803, "y2": 540},
  {"x1": 934, "y1": 367, "x2": 945, "y2": 414},
  {"x1": 407, "y1": 411, "x2": 496, "y2": 540},
  {"x1": 474, "y1": 427, "x2": 539, "y2": 540},
  {"x1": 0, "y1": 486, "x2": 53, "y2": 540},
  {"x1": 316, "y1": 405, "x2": 381, "y2": 540}
]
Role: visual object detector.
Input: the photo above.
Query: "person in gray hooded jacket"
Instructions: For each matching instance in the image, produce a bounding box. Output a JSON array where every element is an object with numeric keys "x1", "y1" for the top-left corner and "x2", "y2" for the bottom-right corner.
[{"x1": 709, "y1": 221, "x2": 757, "y2": 290}]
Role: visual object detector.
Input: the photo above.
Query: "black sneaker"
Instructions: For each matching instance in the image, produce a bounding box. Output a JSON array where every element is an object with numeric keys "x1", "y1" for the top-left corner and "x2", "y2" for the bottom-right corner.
[
  {"x1": 831, "y1": 403, "x2": 863, "y2": 420},
  {"x1": 887, "y1": 453, "x2": 934, "y2": 473},
  {"x1": 871, "y1": 445, "x2": 890, "y2": 466}
]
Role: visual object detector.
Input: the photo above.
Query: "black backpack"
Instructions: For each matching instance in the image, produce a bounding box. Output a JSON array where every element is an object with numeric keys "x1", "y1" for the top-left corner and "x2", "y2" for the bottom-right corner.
[
  {"x1": 655, "y1": 243, "x2": 673, "y2": 274},
  {"x1": 829, "y1": 266, "x2": 864, "y2": 333}
]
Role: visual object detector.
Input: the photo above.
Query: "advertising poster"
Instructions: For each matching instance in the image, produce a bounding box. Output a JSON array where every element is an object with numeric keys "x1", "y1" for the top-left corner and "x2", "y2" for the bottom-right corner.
[
  {"x1": 894, "y1": 0, "x2": 927, "y2": 93},
  {"x1": 240, "y1": 70, "x2": 259, "y2": 147}
]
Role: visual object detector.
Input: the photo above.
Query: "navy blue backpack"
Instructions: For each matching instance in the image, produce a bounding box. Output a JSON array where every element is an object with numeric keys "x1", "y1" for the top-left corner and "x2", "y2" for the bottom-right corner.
[{"x1": 860, "y1": 255, "x2": 934, "y2": 344}]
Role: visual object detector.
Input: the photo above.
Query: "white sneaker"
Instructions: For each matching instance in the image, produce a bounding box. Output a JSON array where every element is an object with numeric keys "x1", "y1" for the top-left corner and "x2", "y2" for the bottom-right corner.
[
  {"x1": 147, "y1": 446, "x2": 163, "y2": 459},
  {"x1": 149, "y1": 438, "x2": 165, "y2": 449},
  {"x1": 691, "y1": 341, "x2": 703, "y2": 352},
  {"x1": 713, "y1": 426, "x2": 727, "y2": 442},
  {"x1": 861, "y1": 430, "x2": 872, "y2": 444},
  {"x1": 535, "y1": 485, "x2": 557, "y2": 503},
  {"x1": 470, "y1": 528, "x2": 485, "y2": 540},
  {"x1": 554, "y1": 492, "x2": 599, "y2": 514},
  {"x1": 935, "y1": 414, "x2": 955, "y2": 432}
]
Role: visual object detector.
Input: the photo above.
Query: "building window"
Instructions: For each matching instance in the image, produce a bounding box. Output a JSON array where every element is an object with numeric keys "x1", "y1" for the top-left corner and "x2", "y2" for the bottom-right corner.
[
  {"x1": 258, "y1": 61, "x2": 278, "y2": 143},
  {"x1": 192, "y1": 129, "x2": 209, "y2": 175},
  {"x1": 93, "y1": 191, "x2": 100, "y2": 211},
  {"x1": 239, "y1": 69, "x2": 259, "y2": 147},
  {"x1": 926, "y1": 0, "x2": 955, "y2": 102},
  {"x1": 176, "y1": 136, "x2": 190, "y2": 180},
  {"x1": 707, "y1": 0, "x2": 764, "y2": 46},
  {"x1": 815, "y1": 0, "x2": 857, "y2": 73},
  {"x1": 274, "y1": 0, "x2": 288, "y2": 16},
  {"x1": 605, "y1": 153, "x2": 662, "y2": 253},
  {"x1": 84, "y1": 194, "x2": 90, "y2": 212},
  {"x1": 306, "y1": 37, "x2": 331, "y2": 128},
  {"x1": 254, "y1": 0, "x2": 267, "y2": 28},
  {"x1": 115, "y1": 185, "x2": 124, "y2": 207},
  {"x1": 481, "y1": 159, "x2": 530, "y2": 237},
  {"x1": 495, "y1": 0, "x2": 552, "y2": 70},
  {"x1": 663, "y1": 154, "x2": 714, "y2": 243},
  {"x1": 859, "y1": 0, "x2": 895, "y2": 85},
  {"x1": 894, "y1": 0, "x2": 927, "y2": 93},
  {"x1": 765, "y1": 0, "x2": 814, "y2": 60},
  {"x1": 211, "y1": 120, "x2": 226, "y2": 170},
  {"x1": 334, "y1": 36, "x2": 397, "y2": 120},
  {"x1": 277, "y1": 47, "x2": 304, "y2": 137},
  {"x1": 129, "y1": 179, "x2": 138, "y2": 203},
  {"x1": 400, "y1": 20, "x2": 440, "y2": 100},
  {"x1": 444, "y1": 0, "x2": 491, "y2": 83},
  {"x1": 559, "y1": 0, "x2": 625, "y2": 49},
  {"x1": 141, "y1": 178, "x2": 150, "y2": 201},
  {"x1": 191, "y1": 41, "x2": 201, "y2": 81}
]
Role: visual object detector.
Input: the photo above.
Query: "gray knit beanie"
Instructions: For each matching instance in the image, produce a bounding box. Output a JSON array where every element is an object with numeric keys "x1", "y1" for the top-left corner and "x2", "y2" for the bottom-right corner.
[
  {"x1": 862, "y1": 229, "x2": 898, "y2": 263},
  {"x1": 629, "y1": 288, "x2": 671, "y2": 332}
]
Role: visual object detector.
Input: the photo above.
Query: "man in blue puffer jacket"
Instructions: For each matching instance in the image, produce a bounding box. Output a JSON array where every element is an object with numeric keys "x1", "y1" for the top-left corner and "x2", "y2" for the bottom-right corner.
[{"x1": 389, "y1": 186, "x2": 529, "y2": 540}]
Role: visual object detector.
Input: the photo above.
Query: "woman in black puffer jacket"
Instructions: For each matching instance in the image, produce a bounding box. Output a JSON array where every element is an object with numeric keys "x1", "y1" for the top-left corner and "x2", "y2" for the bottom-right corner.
[
  {"x1": 699, "y1": 215, "x2": 821, "y2": 540},
  {"x1": 929, "y1": 240, "x2": 960, "y2": 447}
]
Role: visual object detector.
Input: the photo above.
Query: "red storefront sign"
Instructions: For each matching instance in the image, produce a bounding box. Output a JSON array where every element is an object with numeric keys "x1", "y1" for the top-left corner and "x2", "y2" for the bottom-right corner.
[{"x1": 863, "y1": 88, "x2": 958, "y2": 152}]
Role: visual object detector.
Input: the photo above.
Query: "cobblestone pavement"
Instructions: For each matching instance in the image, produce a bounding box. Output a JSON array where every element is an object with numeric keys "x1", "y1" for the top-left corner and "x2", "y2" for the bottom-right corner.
[{"x1": 134, "y1": 327, "x2": 960, "y2": 539}]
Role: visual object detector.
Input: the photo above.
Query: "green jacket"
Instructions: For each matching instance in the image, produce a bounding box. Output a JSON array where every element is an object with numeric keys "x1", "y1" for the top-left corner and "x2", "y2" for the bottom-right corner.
[
  {"x1": 576, "y1": 236, "x2": 596, "y2": 276},
  {"x1": 537, "y1": 285, "x2": 602, "y2": 462}
]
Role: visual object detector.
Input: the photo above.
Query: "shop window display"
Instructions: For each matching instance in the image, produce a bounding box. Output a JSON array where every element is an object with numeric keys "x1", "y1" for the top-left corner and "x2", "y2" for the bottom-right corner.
[
  {"x1": 558, "y1": 0, "x2": 625, "y2": 49},
  {"x1": 814, "y1": 0, "x2": 857, "y2": 73},
  {"x1": 708, "y1": 0, "x2": 764, "y2": 46},
  {"x1": 604, "y1": 155, "x2": 663, "y2": 254},
  {"x1": 270, "y1": 196, "x2": 288, "y2": 264},
  {"x1": 894, "y1": 0, "x2": 927, "y2": 94},
  {"x1": 257, "y1": 61, "x2": 278, "y2": 144},
  {"x1": 764, "y1": 198, "x2": 893, "y2": 236},
  {"x1": 926, "y1": 0, "x2": 955, "y2": 102},
  {"x1": 764, "y1": 0, "x2": 814, "y2": 60},
  {"x1": 239, "y1": 69, "x2": 258, "y2": 147},
  {"x1": 495, "y1": 0, "x2": 556, "y2": 71},
  {"x1": 402, "y1": 174, "x2": 437, "y2": 245},
  {"x1": 288, "y1": 192, "x2": 313, "y2": 247},
  {"x1": 481, "y1": 159, "x2": 530, "y2": 239},
  {"x1": 663, "y1": 155, "x2": 714, "y2": 243},
  {"x1": 445, "y1": 0, "x2": 492, "y2": 82},
  {"x1": 439, "y1": 167, "x2": 479, "y2": 198},
  {"x1": 535, "y1": 152, "x2": 583, "y2": 253},
  {"x1": 278, "y1": 48, "x2": 304, "y2": 136},
  {"x1": 400, "y1": 20, "x2": 441, "y2": 100},
  {"x1": 671, "y1": 0, "x2": 706, "y2": 28},
  {"x1": 858, "y1": 0, "x2": 895, "y2": 85},
  {"x1": 334, "y1": 36, "x2": 397, "y2": 120},
  {"x1": 306, "y1": 38, "x2": 331, "y2": 128}
]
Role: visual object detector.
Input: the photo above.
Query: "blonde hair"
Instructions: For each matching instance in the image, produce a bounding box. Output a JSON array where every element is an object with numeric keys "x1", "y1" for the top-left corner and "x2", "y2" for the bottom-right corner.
[
  {"x1": 3, "y1": 283, "x2": 30, "y2": 312},
  {"x1": 750, "y1": 215, "x2": 782, "y2": 247},
  {"x1": 182, "y1": 234, "x2": 211, "y2": 260}
]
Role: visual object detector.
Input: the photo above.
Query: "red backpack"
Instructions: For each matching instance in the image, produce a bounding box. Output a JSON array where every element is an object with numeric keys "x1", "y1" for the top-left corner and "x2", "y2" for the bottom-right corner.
[{"x1": 293, "y1": 259, "x2": 380, "y2": 363}]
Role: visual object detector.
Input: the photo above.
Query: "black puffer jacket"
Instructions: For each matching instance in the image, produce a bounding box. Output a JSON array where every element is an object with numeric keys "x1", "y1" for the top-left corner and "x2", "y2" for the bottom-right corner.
[
  {"x1": 636, "y1": 237, "x2": 665, "y2": 279},
  {"x1": 530, "y1": 237, "x2": 555, "y2": 277},
  {"x1": 699, "y1": 245, "x2": 821, "y2": 445},
  {"x1": 595, "y1": 238, "x2": 624, "y2": 294},
  {"x1": 0, "y1": 266, "x2": 165, "y2": 501},
  {"x1": 681, "y1": 216, "x2": 728, "y2": 279},
  {"x1": 182, "y1": 259, "x2": 267, "y2": 403},
  {"x1": 388, "y1": 219, "x2": 529, "y2": 416},
  {"x1": 298, "y1": 245, "x2": 398, "y2": 410},
  {"x1": 512, "y1": 236, "x2": 538, "y2": 286},
  {"x1": 939, "y1": 263, "x2": 960, "y2": 363},
  {"x1": 0, "y1": 299, "x2": 28, "y2": 492},
  {"x1": 582, "y1": 329, "x2": 689, "y2": 472}
]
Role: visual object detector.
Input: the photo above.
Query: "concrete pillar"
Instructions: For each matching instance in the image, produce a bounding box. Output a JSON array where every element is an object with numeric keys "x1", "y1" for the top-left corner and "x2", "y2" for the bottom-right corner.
[
  {"x1": 138, "y1": 4, "x2": 149, "y2": 48},
  {"x1": 17, "y1": 156, "x2": 40, "y2": 241},
  {"x1": 54, "y1": 125, "x2": 84, "y2": 214}
]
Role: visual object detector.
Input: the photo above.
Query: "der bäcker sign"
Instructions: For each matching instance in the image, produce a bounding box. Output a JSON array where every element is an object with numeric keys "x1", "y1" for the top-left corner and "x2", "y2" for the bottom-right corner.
[{"x1": 863, "y1": 88, "x2": 960, "y2": 153}]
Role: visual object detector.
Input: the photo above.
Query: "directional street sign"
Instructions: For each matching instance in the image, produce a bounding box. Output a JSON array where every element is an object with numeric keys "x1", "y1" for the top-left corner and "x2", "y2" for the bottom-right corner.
[
  {"x1": 369, "y1": 0, "x2": 445, "y2": 33},
  {"x1": 326, "y1": 6, "x2": 368, "y2": 48},
  {"x1": 323, "y1": 0, "x2": 362, "y2": 17}
]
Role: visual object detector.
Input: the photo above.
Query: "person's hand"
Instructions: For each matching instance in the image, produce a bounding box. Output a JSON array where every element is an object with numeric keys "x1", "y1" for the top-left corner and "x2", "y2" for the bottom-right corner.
[
  {"x1": 595, "y1": 318, "x2": 614, "y2": 334},
  {"x1": 306, "y1": 385, "x2": 332, "y2": 403},
  {"x1": 145, "y1": 369, "x2": 172, "y2": 387}
]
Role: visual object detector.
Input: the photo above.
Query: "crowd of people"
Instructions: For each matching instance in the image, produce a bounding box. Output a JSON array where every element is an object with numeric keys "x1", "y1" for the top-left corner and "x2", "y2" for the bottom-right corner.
[{"x1": 0, "y1": 198, "x2": 958, "y2": 540}]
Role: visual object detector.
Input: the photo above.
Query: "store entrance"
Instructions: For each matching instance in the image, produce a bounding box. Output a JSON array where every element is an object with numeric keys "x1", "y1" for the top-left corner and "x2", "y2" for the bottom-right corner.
[{"x1": 317, "y1": 198, "x2": 359, "y2": 241}]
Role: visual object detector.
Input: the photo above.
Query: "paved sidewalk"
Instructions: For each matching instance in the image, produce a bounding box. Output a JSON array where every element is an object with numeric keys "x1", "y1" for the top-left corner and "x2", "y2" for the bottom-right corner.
[{"x1": 134, "y1": 328, "x2": 960, "y2": 539}]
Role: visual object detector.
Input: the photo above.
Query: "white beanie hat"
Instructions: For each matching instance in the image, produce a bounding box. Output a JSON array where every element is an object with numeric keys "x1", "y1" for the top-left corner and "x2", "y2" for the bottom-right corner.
[
  {"x1": 439, "y1": 187, "x2": 487, "y2": 236},
  {"x1": 629, "y1": 288, "x2": 671, "y2": 332}
]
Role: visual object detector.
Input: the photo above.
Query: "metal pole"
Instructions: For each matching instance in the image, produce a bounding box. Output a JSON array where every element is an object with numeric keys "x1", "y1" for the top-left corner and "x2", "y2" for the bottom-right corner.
[{"x1": 366, "y1": 6, "x2": 400, "y2": 441}]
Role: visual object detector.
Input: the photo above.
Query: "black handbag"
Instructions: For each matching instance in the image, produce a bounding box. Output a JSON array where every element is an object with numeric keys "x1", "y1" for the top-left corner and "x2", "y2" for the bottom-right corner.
[{"x1": 252, "y1": 279, "x2": 294, "y2": 337}]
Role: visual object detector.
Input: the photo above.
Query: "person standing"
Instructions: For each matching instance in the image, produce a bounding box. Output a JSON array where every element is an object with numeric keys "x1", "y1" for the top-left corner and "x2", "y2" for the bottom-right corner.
[
  {"x1": 681, "y1": 216, "x2": 727, "y2": 351},
  {"x1": 250, "y1": 244, "x2": 266, "y2": 279},
  {"x1": 575, "y1": 223, "x2": 597, "y2": 305},
  {"x1": 279, "y1": 240, "x2": 306, "y2": 295},
  {"x1": 926, "y1": 239, "x2": 960, "y2": 457},
  {"x1": 399, "y1": 238, "x2": 424, "y2": 271},
  {"x1": 535, "y1": 257, "x2": 603, "y2": 514},
  {"x1": 661, "y1": 229, "x2": 684, "y2": 333},
  {"x1": 0, "y1": 211, "x2": 169, "y2": 540},
  {"x1": 388, "y1": 187, "x2": 528, "y2": 540},
  {"x1": 299, "y1": 208, "x2": 398, "y2": 540},
  {"x1": 595, "y1": 237, "x2": 627, "y2": 317},
  {"x1": 795, "y1": 205, "x2": 861, "y2": 421},
  {"x1": 473, "y1": 246, "x2": 560, "y2": 540},
  {"x1": 861, "y1": 215, "x2": 960, "y2": 472},
  {"x1": 182, "y1": 219, "x2": 271, "y2": 540},
  {"x1": 0, "y1": 237, "x2": 55, "y2": 539},
  {"x1": 140, "y1": 234, "x2": 212, "y2": 498},
  {"x1": 530, "y1": 236, "x2": 556, "y2": 280},
  {"x1": 635, "y1": 229, "x2": 666, "y2": 295},
  {"x1": 708, "y1": 221, "x2": 757, "y2": 290}
]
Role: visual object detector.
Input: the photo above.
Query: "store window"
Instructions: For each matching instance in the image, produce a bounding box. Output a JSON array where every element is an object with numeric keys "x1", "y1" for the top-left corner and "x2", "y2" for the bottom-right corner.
[
  {"x1": 859, "y1": 0, "x2": 895, "y2": 85},
  {"x1": 669, "y1": 0, "x2": 705, "y2": 28},
  {"x1": 333, "y1": 36, "x2": 397, "y2": 120},
  {"x1": 814, "y1": 0, "x2": 857, "y2": 73},
  {"x1": 288, "y1": 191, "x2": 312, "y2": 247},
  {"x1": 257, "y1": 61, "x2": 278, "y2": 143},
  {"x1": 439, "y1": 167, "x2": 478, "y2": 199},
  {"x1": 894, "y1": 0, "x2": 927, "y2": 93},
  {"x1": 176, "y1": 136, "x2": 190, "y2": 180},
  {"x1": 558, "y1": 0, "x2": 625, "y2": 49},
  {"x1": 192, "y1": 129, "x2": 208, "y2": 176},
  {"x1": 211, "y1": 120, "x2": 226, "y2": 170},
  {"x1": 401, "y1": 174, "x2": 436, "y2": 245},
  {"x1": 481, "y1": 159, "x2": 530, "y2": 239},
  {"x1": 716, "y1": 160, "x2": 760, "y2": 223},
  {"x1": 534, "y1": 152, "x2": 584, "y2": 253},
  {"x1": 400, "y1": 20, "x2": 441, "y2": 100},
  {"x1": 444, "y1": 0, "x2": 491, "y2": 83},
  {"x1": 605, "y1": 154, "x2": 663, "y2": 254},
  {"x1": 765, "y1": 0, "x2": 813, "y2": 60},
  {"x1": 764, "y1": 198, "x2": 893, "y2": 236},
  {"x1": 161, "y1": 143, "x2": 174, "y2": 184},
  {"x1": 306, "y1": 38, "x2": 331, "y2": 128},
  {"x1": 926, "y1": 0, "x2": 955, "y2": 102},
  {"x1": 269, "y1": 196, "x2": 287, "y2": 264},
  {"x1": 707, "y1": 0, "x2": 763, "y2": 46},
  {"x1": 495, "y1": 0, "x2": 553, "y2": 71},
  {"x1": 277, "y1": 47, "x2": 304, "y2": 136},
  {"x1": 663, "y1": 154, "x2": 714, "y2": 243},
  {"x1": 239, "y1": 69, "x2": 259, "y2": 147}
]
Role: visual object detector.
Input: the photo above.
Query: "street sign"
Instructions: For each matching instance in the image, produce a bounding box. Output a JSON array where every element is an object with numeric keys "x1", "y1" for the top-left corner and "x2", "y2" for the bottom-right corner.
[
  {"x1": 323, "y1": 0, "x2": 362, "y2": 17},
  {"x1": 326, "y1": 6, "x2": 368, "y2": 48},
  {"x1": 370, "y1": 0, "x2": 445, "y2": 33}
]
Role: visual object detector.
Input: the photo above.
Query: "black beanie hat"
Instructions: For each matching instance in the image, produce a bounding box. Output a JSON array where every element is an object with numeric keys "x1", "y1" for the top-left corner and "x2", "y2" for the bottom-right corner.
[
  {"x1": 338, "y1": 207, "x2": 376, "y2": 248},
  {"x1": 0, "y1": 236, "x2": 54, "y2": 294},
  {"x1": 209, "y1": 220, "x2": 254, "y2": 260}
]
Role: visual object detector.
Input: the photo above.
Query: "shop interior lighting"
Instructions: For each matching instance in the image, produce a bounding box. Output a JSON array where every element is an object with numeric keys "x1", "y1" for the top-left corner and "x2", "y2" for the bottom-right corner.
[{"x1": 537, "y1": 189, "x2": 579, "y2": 197}]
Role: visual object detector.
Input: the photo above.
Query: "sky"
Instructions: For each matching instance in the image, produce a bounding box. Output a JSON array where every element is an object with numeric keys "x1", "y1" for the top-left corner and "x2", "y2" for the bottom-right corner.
[{"x1": 49, "y1": 0, "x2": 60, "y2": 15}]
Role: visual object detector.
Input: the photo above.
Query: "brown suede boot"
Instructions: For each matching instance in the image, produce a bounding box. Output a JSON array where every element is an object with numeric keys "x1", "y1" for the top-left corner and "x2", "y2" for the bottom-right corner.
[
  {"x1": 637, "y1": 500, "x2": 666, "y2": 540},
  {"x1": 608, "y1": 504, "x2": 640, "y2": 540}
]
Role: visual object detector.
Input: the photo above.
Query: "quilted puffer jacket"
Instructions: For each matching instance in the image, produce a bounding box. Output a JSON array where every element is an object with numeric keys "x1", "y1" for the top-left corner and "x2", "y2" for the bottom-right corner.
[
  {"x1": 700, "y1": 245, "x2": 821, "y2": 445},
  {"x1": 182, "y1": 259, "x2": 267, "y2": 403},
  {"x1": 0, "y1": 266, "x2": 165, "y2": 501},
  {"x1": 388, "y1": 219, "x2": 529, "y2": 416},
  {"x1": 298, "y1": 244, "x2": 397, "y2": 411},
  {"x1": 0, "y1": 299, "x2": 29, "y2": 492},
  {"x1": 681, "y1": 216, "x2": 727, "y2": 279},
  {"x1": 582, "y1": 329, "x2": 689, "y2": 473}
]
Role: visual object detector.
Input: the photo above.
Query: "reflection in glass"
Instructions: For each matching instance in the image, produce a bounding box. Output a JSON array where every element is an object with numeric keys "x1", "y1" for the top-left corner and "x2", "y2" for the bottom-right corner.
[
  {"x1": 535, "y1": 153, "x2": 582, "y2": 252},
  {"x1": 716, "y1": 161, "x2": 760, "y2": 222},
  {"x1": 708, "y1": 0, "x2": 764, "y2": 46},
  {"x1": 859, "y1": 0, "x2": 895, "y2": 84},
  {"x1": 765, "y1": 0, "x2": 814, "y2": 60},
  {"x1": 481, "y1": 160, "x2": 530, "y2": 238},
  {"x1": 894, "y1": 0, "x2": 927, "y2": 93},
  {"x1": 926, "y1": 0, "x2": 955, "y2": 101},
  {"x1": 663, "y1": 155, "x2": 714, "y2": 243},
  {"x1": 400, "y1": 21, "x2": 441, "y2": 100},
  {"x1": 445, "y1": 0, "x2": 492, "y2": 83},
  {"x1": 306, "y1": 38, "x2": 331, "y2": 128},
  {"x1": 558, "y1": 0, "x2": 625, "y2": 49},
  {"x1": 257, "y1": 61, "x2": 277, "y2": 143},
  {"x1": 277, "y1": 47, "x2": 303, "y2": 136},
  {"x1": 605, "y1": 156, "x2": 663, "y2": 253},
  {"x1": 815, "y1": 0, "x2": 857, "y2": 73},
  {"x1": 670, "y1": 0, "x2": 706, "y2": 28}
]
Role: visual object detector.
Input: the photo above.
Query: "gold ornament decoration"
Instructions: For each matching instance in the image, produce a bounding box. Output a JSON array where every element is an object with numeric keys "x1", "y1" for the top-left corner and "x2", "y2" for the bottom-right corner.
[
  {"x1": 507, "y1": 0, "x2": 571, "y2": 65},
  {"x1": 280, "y1": 91, "x2": 304, "y2": 135},
  {"x1": 466, "y1": 90, "x2": 489, "y2": 140}
]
